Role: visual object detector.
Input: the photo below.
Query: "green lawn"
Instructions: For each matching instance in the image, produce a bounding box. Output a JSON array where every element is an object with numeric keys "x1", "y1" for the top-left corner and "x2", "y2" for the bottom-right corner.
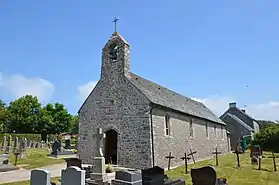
[
  {"x1": 167, "y1": 151, "x2": 279, "y2": 185},
  {"x1": 1, "y1": 177, "x2": 60, "y2": 185},
  {"x1": 9, "y1": 148, "x2": 65, "y2": 169}
]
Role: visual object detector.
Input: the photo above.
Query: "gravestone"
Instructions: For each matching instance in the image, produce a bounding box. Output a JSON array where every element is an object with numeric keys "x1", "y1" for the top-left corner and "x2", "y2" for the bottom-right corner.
[
  {"x1": 19, "y1": 139, "x2": 26, "y2": 158},
  {"x1": 64, "y1": 157, "x2": 82, "y2": 169},
  {"x1": 1, "y1": 136, "x2": 6, "y2": 151},
  {"x1": 212, "y1": 148, "x2": 222, "y2": 166},
  {"x1": 41, "y1": 140, "x2": 45, "y2": 148},
  {"x1": 65, "y1": 139, "x2": 71, "y2": 149},
  {"x1": 13, "y1": 137, "x2": 19, "y2": 154},
  {"x1": 141, "y1": 166, "x2": 164, "y2": 185},
  {"x1": 35, "y1": 142, "x2": 39, "y2": 148},
  {"x1": 30, "y1": 169, "x2": 51, "y2": 185},
  {"x1": 61, "y1": 166, "x2": 85, "y2": 185},
  {"x1": 112, "y1": 169, "x2": 142, "y2": 185},
  {"x1": 191, "y1": 166, "x2": 216, "y2": 185},
  {"x1": 188, "y1": 149, "x2": 197, "y2": 164},
  {"x1": 90, "y1": 128, "x2": 108, "y2": 185},
  {"x1": 30, "y1": 141, "x2": 34, "y2": 148},
  {"x1": 250, "y1": 145, "x2": 262, "y2": 165},
  {"x1": 5, "y1": 135, "x2": 12, "y2": 153},
  {"x1": 24, "y1": 138, "x2": 27, "y2": 148},
  {"x1": 51, "y1": 140, "x2": 61, "y2": 155}
]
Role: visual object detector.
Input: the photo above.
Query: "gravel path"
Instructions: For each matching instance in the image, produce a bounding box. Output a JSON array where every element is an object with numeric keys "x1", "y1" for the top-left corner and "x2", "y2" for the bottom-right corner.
[{"x1": 0, "y1": 163, "x2": 66, "y2": 184}]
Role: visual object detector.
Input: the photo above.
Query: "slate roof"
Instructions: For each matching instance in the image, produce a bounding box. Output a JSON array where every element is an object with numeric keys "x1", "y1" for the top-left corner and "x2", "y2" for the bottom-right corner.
[
  {"x1": 224, "y1": 113, "x2": 254, "y2": 132},
  {"x1": 128, "y1": 73, "x2": 226, "y2": 125}
]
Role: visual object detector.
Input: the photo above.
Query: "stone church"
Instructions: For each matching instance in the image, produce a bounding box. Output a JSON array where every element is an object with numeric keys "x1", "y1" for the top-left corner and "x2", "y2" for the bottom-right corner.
[{"x1": 78, "y1": 31, "x2": 230, "y2": 169}]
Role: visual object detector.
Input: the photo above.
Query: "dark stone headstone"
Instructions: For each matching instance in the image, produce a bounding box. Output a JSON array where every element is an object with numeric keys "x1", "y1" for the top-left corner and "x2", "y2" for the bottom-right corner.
[
  {"x1": 65, "y1": 139, "x2": 71, "y2": 149},
  {"x1": 191, "y1": 166, "x2": 217, "y2": 185},
  {"x1": 64, "y1": 158, "x2": 82, "y2": 169},
  {"x1": 51, "y1": 140, "x2": 61, "y2": 155},
  {"x1": 141, "y1": 166, "x2": 164, "y2": 185},
  {"x1": 112, "y1": 169, "x2": 142, "y2": 185}
]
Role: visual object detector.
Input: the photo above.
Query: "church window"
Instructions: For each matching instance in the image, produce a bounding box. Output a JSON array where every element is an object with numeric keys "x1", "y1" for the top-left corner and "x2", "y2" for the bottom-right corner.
[
  {"x1": 214, "y1": 125, "x2": 217, "y2": 137},
  {"x1": 221, "y1": 126, "x2": 225, "y2": 139},
  {"x1": 165, "y1": 115, "x2": 170, "y2": 136},
  {"x1": 189, "y1": 119, "x2": 194, "y2": 137},
  {"x1": 205, "y1": 123, "x2": 209, "y2": 139}
]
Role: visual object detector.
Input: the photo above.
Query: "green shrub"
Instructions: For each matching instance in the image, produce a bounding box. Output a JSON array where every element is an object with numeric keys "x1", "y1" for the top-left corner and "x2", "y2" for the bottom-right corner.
[{"x1": 252, "y1": 125, "x2": 279, "y2": 152}]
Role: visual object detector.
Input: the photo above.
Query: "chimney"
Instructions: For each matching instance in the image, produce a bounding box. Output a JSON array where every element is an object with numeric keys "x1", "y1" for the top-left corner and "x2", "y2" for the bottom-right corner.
[
  {"x1": 229, "y1": 102, "x2": 236, "y2": 108},
  {"x1": 241, "y1": 109, "x2": 246, "y2": 113}
]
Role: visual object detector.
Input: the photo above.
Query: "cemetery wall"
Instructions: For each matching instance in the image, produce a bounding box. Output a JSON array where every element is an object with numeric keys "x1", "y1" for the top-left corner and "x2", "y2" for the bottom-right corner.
[
  {"x1": 152, "y1": 107, "x2": 229, "y2": 168},
  {"x1": 78, "y1": 76, "x2": 153, "y2": 169},
  {"x1": 0, "y1": 134, "x2": 41, "y2": 142}
]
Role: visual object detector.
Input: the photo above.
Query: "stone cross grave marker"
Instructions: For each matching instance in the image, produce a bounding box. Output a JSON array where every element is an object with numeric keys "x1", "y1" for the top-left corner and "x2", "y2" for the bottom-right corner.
[
  {"x1": 188, "y1": 149, "x2": 197, "y2": 164},
  {"x1": 165, "y1": 152, "x2": 175, "y2": 171},
  {"x1": 233, "y1": 147, "x2": 241, "y2": 167},
  {"x1": 61, "y1": 166, "x2": 85, "y2": 185},
  {"x1": 181, "y1": 152, "x2": 191, "y2": 174},
  {"x1": 212, "y1": 148, "x2": 222, "y2": 166},
  {"x1": 268, "y1": 151, "x2": 278, "y2": 172},
  {"x1": 13, "y1": 137, "x2": 19, "y2": 154},
  {"x1": 96, "y1": 128, "x2": 105, "y2": 157},
  {"x1": 30, "y1": 169, "x2": 51, "y2": 185}
]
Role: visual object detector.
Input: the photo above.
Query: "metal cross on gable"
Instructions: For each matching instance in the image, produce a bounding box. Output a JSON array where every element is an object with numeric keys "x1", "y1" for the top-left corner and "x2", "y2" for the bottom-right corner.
[{"x1": 113, "y1": 17, "x2": 119, "y2": 32}]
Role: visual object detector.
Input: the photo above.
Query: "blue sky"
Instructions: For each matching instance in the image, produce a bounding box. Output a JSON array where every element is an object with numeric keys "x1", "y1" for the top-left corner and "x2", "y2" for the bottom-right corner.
[{"x1": 0, "y1": 1, "x2": 279, "y2": 120}]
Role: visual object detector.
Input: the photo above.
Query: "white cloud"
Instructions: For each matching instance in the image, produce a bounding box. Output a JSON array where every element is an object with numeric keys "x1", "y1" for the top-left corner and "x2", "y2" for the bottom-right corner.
[
  {"x1": 77, "y1": 81, "x2": 98, "y2": 102},
  {"x1": 193, "y1": 96, "x2": 279, "y2": 121},
  {"x1": 0, "y1": 72, "x2": 55, "y2": 102}
]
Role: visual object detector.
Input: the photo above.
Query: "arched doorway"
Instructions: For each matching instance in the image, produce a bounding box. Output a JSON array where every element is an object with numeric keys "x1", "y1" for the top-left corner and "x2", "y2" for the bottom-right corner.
[{"x1": 105, "y1": 129, "x2": 117, "y2": 164}]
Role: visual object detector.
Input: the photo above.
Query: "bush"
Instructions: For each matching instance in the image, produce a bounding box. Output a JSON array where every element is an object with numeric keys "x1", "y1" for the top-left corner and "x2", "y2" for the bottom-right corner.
[{"x1": 252, "y1": 125, "x2": 279, "y2": 152}]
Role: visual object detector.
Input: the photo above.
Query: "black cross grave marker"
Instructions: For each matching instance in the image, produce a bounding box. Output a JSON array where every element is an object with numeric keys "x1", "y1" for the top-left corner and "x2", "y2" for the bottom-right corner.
[
  {"x1": 268, "y1": 151, "x2": 278, "y2": 172},
  {"x1": 258, "y1": 156, "x2": 262, "y2": 170},
  {"x1": 165, "y1": 152, "x2": 175, "y2": 171},
  {"x1": 181, "y1": 153, "x2": 191, "y2": 174},
  {"x1": 188, "y1": 149, "x2": 197, "y2": 164},
  {"x1": 233, "y1": 149, "x2": 241, "y2": 167},
  {"x1": 212, "y1": 148, "x2": 222, "y2": 166}
]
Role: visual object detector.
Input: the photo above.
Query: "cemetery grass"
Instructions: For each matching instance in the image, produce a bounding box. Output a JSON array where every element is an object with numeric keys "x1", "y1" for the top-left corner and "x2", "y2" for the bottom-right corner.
[
  {"x1": 1, "y1": 177, "x2": 60, "y2": 185},
  {"x1": 166, "y1": 151, "x2": 279, "y2": 185},
  {"x1": 9, "y1": 148, "x2": 64, "y2": 169}
]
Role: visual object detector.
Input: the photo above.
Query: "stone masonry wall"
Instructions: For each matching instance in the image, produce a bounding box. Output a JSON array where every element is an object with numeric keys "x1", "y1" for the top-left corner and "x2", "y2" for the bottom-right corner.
[
  {"x1": 78, "y1": 32, "x2": 153, "y2": 169},
  {"x1": 152, "y1": 108, "x2": 230, "y2": 169},
  {"x1": 78, "y1": 77, "x2": 153, "y2": 169}
]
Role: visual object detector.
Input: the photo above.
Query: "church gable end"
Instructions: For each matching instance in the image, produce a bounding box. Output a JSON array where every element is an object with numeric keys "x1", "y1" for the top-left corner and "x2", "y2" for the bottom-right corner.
[{"x1": 78, "y1": 32, "x2": 152, "y2": 169}]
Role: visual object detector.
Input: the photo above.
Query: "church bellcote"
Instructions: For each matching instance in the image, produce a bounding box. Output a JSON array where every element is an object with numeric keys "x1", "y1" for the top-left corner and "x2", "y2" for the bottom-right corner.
[{"x1": 101, "y1": 31, "x2": 130, "y2": 79}]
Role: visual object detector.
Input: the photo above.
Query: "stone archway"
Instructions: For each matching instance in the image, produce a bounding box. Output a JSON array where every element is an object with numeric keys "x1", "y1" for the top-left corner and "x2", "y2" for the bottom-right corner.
[{"x1": 104, "y1": 129, "x2": 118, "y2": 164}]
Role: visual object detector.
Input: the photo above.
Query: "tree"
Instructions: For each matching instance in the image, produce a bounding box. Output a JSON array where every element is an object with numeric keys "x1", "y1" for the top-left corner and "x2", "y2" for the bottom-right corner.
[
  {"x1": 40, "y1": 102, "x2": 72, "y2": 135},
  {"x1": 252, "y1": 124, "x2": 279, "y2": 152},
  {"x1": 6, "y1": 95, "x2": 42, "y2": 133},
  {"x1": 0, "y1": 100, "x2": 7, "y2": 132},
  {"x1": 257, "y1": 120, "x2": 277, "y2": 130},
  {"x1": 69, "y1": 115, "x2": 79, "y2": 134}
]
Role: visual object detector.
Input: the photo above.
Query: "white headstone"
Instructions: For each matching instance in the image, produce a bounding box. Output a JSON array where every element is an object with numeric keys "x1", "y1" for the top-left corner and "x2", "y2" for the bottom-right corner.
[
  {"x1": 30, "y1": 169, "x2": 51, "y2": 185},
  {"x1": 61, "y1": 166, "x2": 85, "y2": 185}
]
